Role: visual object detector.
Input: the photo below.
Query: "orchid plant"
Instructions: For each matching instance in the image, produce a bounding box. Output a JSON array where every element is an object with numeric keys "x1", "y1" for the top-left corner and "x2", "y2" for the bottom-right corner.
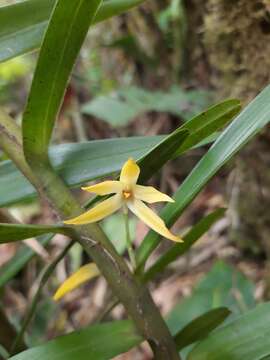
[{"x1": 1, "y1": 1, "x2": 270, "y2": 360}]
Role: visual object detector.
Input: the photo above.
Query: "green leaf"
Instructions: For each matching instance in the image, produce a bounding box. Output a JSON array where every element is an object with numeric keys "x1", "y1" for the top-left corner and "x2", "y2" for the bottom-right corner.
[
  {"x1": 143, "y1": 208, "x2": 226, "y2": 282},
  {"x1": 0, "y1": 136, "x2": 162, "y2": 207},
  {"x1": 0, "y1": 0, "x2": 54, "y2": 63},
  {"x1": 177, "y1": 99, "x2": 241, "y2": 155},
  {"x1": 0, "y1": 235, "x2": 52, "y2": 288},
  {"x1": 0, "y1": 0, "x2": 145, "y2": 63},
  {"x1": 70, "y1": 98, "x2": 239, "y2": 211},
  {"x1": 136, "y1": 84, "x2": 270, "y2": 268},
  {"x1": 102, "y1": 214, "x2": 137, "y2": 254},
  {"x1": 0, "y1": 99, "x2": 240, "y2": 208},
  {"x1": 166, "y1": 261, "x2": 255, "y2": 337},
  {"x1": 9, "y1": 320, "x2": 142, "y2": 360},
  {"x1": 94, "y1": 0, "x2": 145, "y2": 29},
  {"x1": 0, "y1": 223, "x2": 67, "y2": 244},
  {"x1": 22, "y1": 0, "x2": 102, "y2": 161},
  {"x1": 174, "y1": 307, "x2": 231, "y2": 351},
  {"x1": 82, "y1": 86, "x2": 211, "y2": 126},
  {"x1": 187, "y1": 302, "x2": 270, "y2": 360},
  {"x1": 138, "y1": 129, "x2": 189, "y2": 183},
  {"x1": 137, "y1": 99, "x2": 241, "y2": 184}
]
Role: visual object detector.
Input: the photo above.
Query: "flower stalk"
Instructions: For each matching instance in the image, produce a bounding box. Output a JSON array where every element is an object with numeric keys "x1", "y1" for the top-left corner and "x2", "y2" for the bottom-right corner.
[{"x1": 123, "y1": 207, "x2": 136, "y2": 269}]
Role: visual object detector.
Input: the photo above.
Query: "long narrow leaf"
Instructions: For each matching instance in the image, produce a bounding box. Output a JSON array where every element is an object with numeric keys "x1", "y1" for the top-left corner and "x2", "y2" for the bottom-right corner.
[
  {"x1": 174, "y1": 307, "x2": 231, "y2": 351},
  {"x1": 0, "y1": 235, "x2": 53, "y2": 288},
  {"x1": 138, "y1": 129, "x2": 188, "y2": 182},
  {"x1": 0, "y1": 223, "x2": 68, "y2": 243},
  {"x1": 143, "y1": 208, "x2": 226, "y2": 282},
  {"x1": 9, "y1": 320, "x2": 142, "y2": 360},
  {"x1": 1, "y1": 99, "x2": 239, "y2": 207},
  {"x1": 188, "y1": 302, "x2": 270, "y2": 360},
  {"x1": 136, "y1": 84, "x2": 270, "y2": 268},
  {"x1": 0, "y1": 136, "x2": 162, "y2": 207},
  {"x1": 22, "y1": 0, "x2": 102, "y2": 160},
  {"x1": 176, "y1": 99, "x2": 241, "y2": 155},
  {"x1": 0, "y1": 0, "x2": 145, "y2": 63}
]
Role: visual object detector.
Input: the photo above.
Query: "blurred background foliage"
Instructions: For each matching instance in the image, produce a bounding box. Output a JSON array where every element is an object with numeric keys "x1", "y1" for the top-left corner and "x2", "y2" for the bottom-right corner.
[{"x1": 1, "y1": 0, "x2": 270, "y2": 358}]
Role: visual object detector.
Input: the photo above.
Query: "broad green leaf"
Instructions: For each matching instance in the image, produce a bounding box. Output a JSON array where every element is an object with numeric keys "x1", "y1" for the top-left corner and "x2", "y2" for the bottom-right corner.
[
  {"x1": 22, "y1": 0, "x2": 102, "y2": 161},
  {"x1": 188, "y1": 302, "x2": 270, "y2": 360},
  {"x1": 9, "y1": 320, "x2": 142, "y2": 360},
  {"x1": 167, "y1": 261, "x2": 255, "y2": 337},
  {"x1": 82, "y1": 86, "x2": 211, "y2": 126},
  {"x1": 0, "y1": 0, "x2": 145, "y2": 63},
  {"x1": 143, "y1": 208, "x2": 226, "y2": 282},
  {"x1": 0, "y1": 136, "x2": 162, "y2": 207},
  {"x1": 0, "y1": 235, "x2": 52, "y2": 288},
  {"x1": 0, "y1": 223, "x2": 68, "y2": 244},
  {"x1": 136, "y1": 85, "x2": 270, "y2": 268},
  {"x1": 174, "y1": 307, "x2": 231, "y2": 351}
]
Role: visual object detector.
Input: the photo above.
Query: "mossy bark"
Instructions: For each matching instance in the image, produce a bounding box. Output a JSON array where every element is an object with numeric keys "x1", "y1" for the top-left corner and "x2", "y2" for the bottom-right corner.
[{"x1": 199, "y1": 0, "x2": 270, "y2": 257}]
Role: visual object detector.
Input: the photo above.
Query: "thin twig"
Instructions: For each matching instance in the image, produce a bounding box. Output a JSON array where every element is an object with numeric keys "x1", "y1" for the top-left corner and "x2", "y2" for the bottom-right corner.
[{"x1": 10, "y1": 241, "x2": 74, "y2": 355}]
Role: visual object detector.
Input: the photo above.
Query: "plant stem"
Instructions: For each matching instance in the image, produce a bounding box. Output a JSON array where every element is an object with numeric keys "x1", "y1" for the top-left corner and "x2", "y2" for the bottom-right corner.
[
  {"x1": 123, "y1": 208, "x2": 136, "y2": 269},
  {"x1": 10, "y1": 241, "x2": 74, "y2": 354},
  {"x1": 0, "y1": 111, "x2": 180, "y2": 360}
]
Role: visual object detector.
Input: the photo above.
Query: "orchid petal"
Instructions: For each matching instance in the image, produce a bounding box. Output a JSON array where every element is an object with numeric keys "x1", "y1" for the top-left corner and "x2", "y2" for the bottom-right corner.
[
  {"x1": 82, "y1": 180, "x2": 122, "y2": 195},
  {"x1": 53, "y1": 263, "x2": 99, "y2": 301},
  {"x1": 120, "y1": 158, "x2": 140, "y2": 186},
  {"x1": 128, "y1": 199, "x2": 183, "y2": 242},
  {"x1": 64, "y1": 194, "x2": 122, "y2": 225},
  {"x1": 134, "y1": 185, "x2": 175, "y2": 204}
]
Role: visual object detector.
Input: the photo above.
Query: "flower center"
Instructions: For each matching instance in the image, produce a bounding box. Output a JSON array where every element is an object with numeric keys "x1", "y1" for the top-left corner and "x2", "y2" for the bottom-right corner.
[{"x1": 123, "y1": 190, "x2": 132, "y2": 200}]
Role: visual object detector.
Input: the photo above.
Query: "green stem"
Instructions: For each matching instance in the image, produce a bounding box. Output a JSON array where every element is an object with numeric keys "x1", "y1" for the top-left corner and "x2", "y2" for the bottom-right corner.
[
  {"x1": 10, "y1": 241, "x2": 74, "y2": 354},
  {"x1": 0, "y1": 111, "x2": 180, "y2": 360},
  {"x1": 123, "y1": 208, "x2": 136, "y2": 269}
]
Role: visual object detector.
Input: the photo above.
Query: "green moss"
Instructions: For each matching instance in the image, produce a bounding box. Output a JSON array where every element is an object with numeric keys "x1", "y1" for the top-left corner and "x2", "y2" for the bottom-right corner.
[{"x1": 203, "y1": 0, "x2": 270, "y2": 101}]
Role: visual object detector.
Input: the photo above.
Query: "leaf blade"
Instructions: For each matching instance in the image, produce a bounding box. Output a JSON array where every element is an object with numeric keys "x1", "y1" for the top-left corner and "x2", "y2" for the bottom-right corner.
[
  {"x1": 22, "y1": 0, "x2": 102, "y2": 160},
  {"x1": 0, "y1": 234, "x2": 53, "y2": 288},
  {"x1": 0, "y1": 0, "x2": 145, "y2": 63},
  {"x1": 9, "y1": 320, "x2": 142, "y2": 360},
  {"x1": 143, "y1": 208, "x2": 226, "y2": 282},
  {"x1": 188, "y1": 303, "x2": 270, "y2": 360},
  {"x1": 136, "y1": 85, "x2": 270, "y2": 268},
  {"x1": 0, "y1": 223, "x2": 67, "y2": 243},
  {"x1": 0, "y1": 136, "x2": 163, "y2": 207},
  {"x1": 174, "y1": 307, "x2": 231, "y2": 351}
]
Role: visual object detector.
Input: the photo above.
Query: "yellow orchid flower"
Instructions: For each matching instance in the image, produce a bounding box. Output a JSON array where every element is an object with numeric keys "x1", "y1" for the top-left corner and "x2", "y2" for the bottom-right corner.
[
  {"x1": 54, "y1": 263, "x2": 100, "y2": 301},
  {"x1": 64, "y1": 158, "x2": 182, "y2": 242}
]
